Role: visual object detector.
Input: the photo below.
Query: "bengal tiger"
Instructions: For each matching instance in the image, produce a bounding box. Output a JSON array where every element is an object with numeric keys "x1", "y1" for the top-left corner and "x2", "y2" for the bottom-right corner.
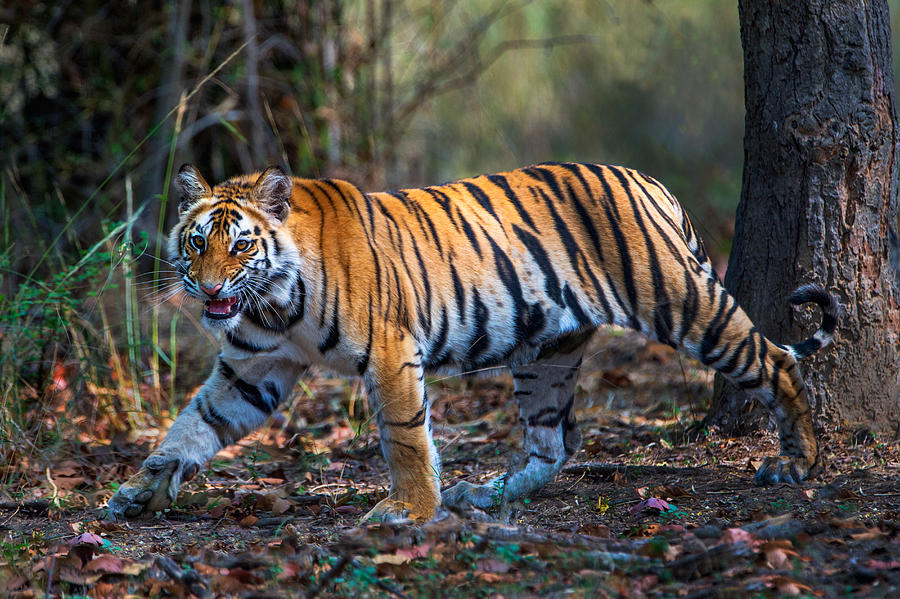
[{"x1": 107, "y1": 162, "x2": 838, "y2": 522}]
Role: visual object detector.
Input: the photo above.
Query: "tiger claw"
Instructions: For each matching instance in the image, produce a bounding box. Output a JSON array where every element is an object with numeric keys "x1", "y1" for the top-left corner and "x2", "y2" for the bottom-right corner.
[
  {"x1": 107, "y1": 456, "x2": 183, "y2": 520},
  {"x1": 753, "y1": 455, "x2": 813, "y2": 486},
  {"x1": 363, "y1": 499, "x2": 417, "y2": 524}
]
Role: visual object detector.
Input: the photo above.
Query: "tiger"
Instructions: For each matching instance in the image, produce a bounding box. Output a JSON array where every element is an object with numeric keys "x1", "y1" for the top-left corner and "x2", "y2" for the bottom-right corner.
[{"x1": 107, "y1": 161, "x2": 838, "y2": 522}]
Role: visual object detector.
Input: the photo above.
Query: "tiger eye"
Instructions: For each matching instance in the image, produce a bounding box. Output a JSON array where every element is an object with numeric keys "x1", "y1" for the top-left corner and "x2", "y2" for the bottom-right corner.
[
  {"x1": 190, "y1": 234, "x2": 205, "y2": 251},
  {"x1": 234, "y1": 239, "x2": 251, "y2": 252}
]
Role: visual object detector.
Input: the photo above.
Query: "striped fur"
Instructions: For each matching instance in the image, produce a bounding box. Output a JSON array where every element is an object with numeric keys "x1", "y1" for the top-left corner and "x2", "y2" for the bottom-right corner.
[{"x1": 108, "y1": 162, "x2": 838, "y2": 521}]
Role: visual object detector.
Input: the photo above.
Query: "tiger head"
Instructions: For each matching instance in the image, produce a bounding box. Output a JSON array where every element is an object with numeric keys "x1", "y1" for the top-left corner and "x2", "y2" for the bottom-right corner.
[{"x1": 168, "y1": 164, "x2": 300, "y2": 330}]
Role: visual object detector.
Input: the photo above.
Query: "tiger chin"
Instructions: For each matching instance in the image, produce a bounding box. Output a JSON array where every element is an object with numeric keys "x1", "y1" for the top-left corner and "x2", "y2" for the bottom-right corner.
[{"x1": 108, "y1": 161, "x2": 838, "y2": 523}]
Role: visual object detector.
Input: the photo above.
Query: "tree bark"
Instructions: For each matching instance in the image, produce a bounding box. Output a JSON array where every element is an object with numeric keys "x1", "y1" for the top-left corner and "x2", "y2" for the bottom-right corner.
[{"x1": 709, "y1": 0, "x2": 900, "y2": 435}]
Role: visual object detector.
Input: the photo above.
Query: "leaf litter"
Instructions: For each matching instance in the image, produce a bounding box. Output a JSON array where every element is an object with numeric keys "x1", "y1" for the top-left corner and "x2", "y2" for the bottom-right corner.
[{"x1": 1, "y1": 328, "x2": 899, "y2": 597}]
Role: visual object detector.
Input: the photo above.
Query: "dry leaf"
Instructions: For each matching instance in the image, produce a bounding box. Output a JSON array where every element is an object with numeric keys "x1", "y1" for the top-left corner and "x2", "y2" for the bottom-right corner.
[
  {"x1": 761, "y1": 539, "x2": 798, "y2": 569},
  {"x1": 395, "y1": 544, "x2": 432, "y2": 561},
  {"x1": 271, "y1": 498, "x2": 292, "y2": 516},
  {"x1": 239, "y1": 515, "x2": 259, "y2": 527},
  {"x1": 476, "y1": 558, "x2": 510, "y2": 574},
  {"x1": 628, "y1": 497, "x2": 674, "y2": 515},
  {"x1": 84, "y1": 555, "x2": 125, "y2": 574},
  {"x1": 373, "y1": 553, "x2": 409, "y2": 566}
]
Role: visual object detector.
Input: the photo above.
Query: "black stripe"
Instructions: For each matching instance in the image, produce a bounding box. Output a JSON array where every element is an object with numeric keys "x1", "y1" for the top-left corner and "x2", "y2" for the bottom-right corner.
[
  {"x1": 423, "y1": 187, "x2": 461, "y2": 232},
  {"x1": 522, "y1": 302, "x2": 547, "y2": 342},
  {"x1": 225, "y1": 331, "x2": 278, "y2": 353},
  {"x1": 525, "y1": 397, "x2": 574, "y2": 428},
  {"x1": 427, "y1": 307, "x2": 450, "y2": 366},
  {"x1": 700, "y1": 291, "x2": 740, "y2": 365},
  {"x1": 486, "y1": 174, "x2": 538, "y2": 230},
  {"x1": 374, "y1": 195, "x2": 402, "y2": 246},
  {"x1": 531, "y1": 166, "x2": 566, "y2": 204},
  {"x1": 565, "y1": 180, "x2": 605, "y2": 264},
  {"x1": 413, "y1": 201, "x2": 443, "y2": 256},
  {"x1": 218, "y1": 358, "x2": 276, "y2": 414},
  {"x1": 535, "y1": 187, "x2": 587, "y2": 286},
  {"x1": 358, "y1": 303, "x2": 373, "y2": 375},
  {"x1": 410, "y1": 234, "x2": 433, "y2": 336},
  {"x1": 462, "y1": 181, "x2": 501, "y2": 223},
  {"x1": 450, "y1": 263, "x2": 466, "y2": 324},
  {"x1": 318, "y1": 289, "x2": 341, "y2": 353},
  {"x1": 466, "y1": 288, "x2": 491, "y2": 362},
  {"x1": 720, "y1": 336, "x2": 751, "y2": 375},
  {"x1": 263, "y1": 381, "x2": 281, "y2": 404},
  {"x1": 196, "y1": 394, "x2": 228, "y2": 429},
  {"x1": 486, "y1": 234, "x2": 528, "y2": 343},
  {"x1": 563, "y1": 284, "x2": 592, "y2": 327},
  {"x1": 384, "y1": 402, "x2": 427, "y2": 428},
  {"x1": 529, "y1": 452, "x2": 557, "y2": 465},
  {"x1": 589, "y1": 168, "x2": 641, "y2": 330},
  {"x1": 679, "y1": 270, "x2": 699, "y2": 343},
  {"x1": 513, "y1": 224, "x2": 563, "y2": 306},
  {"x1": 552, "y1": 162, "x2": 598, "y2": 206},
  {"x1": 459, "y1": 214, "x2": 483, "y2": 259}
]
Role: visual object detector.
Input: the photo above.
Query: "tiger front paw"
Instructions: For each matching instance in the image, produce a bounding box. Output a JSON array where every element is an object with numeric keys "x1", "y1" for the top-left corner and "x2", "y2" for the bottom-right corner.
[
  {"x1": 753, "y1": 455, "x2": 817, "y2": 486},
  {"x1": 107, "y1": 455, "x2": 197, "y2": 520},
  {"x1": 363, "y1": 498, "x2": 416, "y2": 524},
  {"x1": 363, "y1": 493, "x2": 439, "y2": 524}
]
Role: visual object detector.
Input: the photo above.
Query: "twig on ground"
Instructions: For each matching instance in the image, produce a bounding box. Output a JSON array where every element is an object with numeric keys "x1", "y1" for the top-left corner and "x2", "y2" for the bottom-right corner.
[
  {"x1": 0, "y1": 500, "x2": 50, "y2": 514},
  {"x1": 562, "y1": 462, "x2": 705, "y2": 479},
  {"x1": 305, "y1": 554, "x2": 349, "y2": 599},
  {"x1": 152, "y1": 554, "x2": 207, "y2": 598}
]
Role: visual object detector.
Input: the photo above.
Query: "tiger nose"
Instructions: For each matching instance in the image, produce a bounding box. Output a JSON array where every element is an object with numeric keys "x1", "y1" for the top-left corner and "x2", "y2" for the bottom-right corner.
[{"x1": 200, "y1": 283, "x2": 223, "y2": 298}]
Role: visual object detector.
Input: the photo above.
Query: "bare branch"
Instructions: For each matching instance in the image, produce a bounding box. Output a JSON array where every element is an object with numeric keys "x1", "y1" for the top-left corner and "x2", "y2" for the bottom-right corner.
[{"x1": 391, "y1": 34, "x2": 598, "y2": 134}]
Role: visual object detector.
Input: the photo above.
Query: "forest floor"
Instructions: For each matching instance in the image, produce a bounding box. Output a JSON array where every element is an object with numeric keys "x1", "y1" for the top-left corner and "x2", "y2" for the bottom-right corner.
[{"x1": 1, "y1": 328, "x2": 899, "y2": 598}]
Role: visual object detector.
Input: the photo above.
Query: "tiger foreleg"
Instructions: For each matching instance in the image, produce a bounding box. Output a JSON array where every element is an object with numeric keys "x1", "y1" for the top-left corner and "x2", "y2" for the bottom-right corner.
[
  {"x1": 443, "y1": 347, "x2": 584, "y2": 511},
  {"x1": 108, "y1": 356, "x2": 299, "y2": 519},
  {"x1": 363, "y1": 335, "x2": 442, "y2": 523}
]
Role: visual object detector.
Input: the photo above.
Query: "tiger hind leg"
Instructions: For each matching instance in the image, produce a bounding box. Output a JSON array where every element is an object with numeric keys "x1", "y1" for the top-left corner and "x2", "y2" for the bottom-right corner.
[
  {"x1": 442, "y1": 337, "x2": 587, "y2": 510},
  {"x1": 675, "y1": 281, "x2": 835, "y2": 485}
]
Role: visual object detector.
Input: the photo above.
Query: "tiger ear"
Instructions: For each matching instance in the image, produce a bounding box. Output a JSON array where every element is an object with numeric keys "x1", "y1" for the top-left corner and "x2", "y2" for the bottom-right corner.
[
  {"x1": 174, "y1": 164, "x2": 212, "y2": 216},
  {"x1": 252, "y1": 166, "x2": 292, "y2": 222}
]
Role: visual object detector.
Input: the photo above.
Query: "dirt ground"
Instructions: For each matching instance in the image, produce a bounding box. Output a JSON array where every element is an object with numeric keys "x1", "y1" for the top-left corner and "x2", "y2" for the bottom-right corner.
[{"x1": 1, "y1": 328, "x2": 899, "y2": 598}]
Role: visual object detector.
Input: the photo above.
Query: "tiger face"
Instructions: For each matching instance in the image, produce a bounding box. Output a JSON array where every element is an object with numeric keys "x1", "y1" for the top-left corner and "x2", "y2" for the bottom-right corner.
[{"x1": 168, "y1": 164, "x2": 300, "y2": 330}]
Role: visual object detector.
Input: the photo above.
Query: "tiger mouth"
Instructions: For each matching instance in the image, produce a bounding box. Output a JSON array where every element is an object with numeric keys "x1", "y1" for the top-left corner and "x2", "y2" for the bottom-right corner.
[{"x1": 204, "y1": 296, "x2": 240, "y2": 320}]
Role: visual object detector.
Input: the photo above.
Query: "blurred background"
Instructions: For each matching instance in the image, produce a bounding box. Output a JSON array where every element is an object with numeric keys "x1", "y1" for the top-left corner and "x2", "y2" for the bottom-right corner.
[{"x1": 0, "y1": 1, "x2": 896, "y2": 486}]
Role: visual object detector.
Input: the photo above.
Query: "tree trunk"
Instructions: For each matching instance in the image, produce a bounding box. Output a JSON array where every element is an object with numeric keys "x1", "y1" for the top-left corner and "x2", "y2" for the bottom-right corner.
[{"x1": 709, "y1": 0, "x2": 900, "y2": 436}]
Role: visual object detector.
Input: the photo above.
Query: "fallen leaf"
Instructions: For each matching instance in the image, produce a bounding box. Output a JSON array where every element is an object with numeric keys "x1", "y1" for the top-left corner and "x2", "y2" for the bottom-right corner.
[
  {"x1": 58, "y1": 565, "x2": 102, "y2": 585},
  {"x1": 850, "y1": 528, "x2": 887, "y2": 542},
  {"x1": 577, "y1": 523, "x2": 610, "y2": 538},
  {"x1": 722, "y1": 528, "x2": 761, "y2": 549},
  {"x1": 373, "y1": 553, "x2": 409, "y2": 566},
  {"x1": 762, "y1": 539, "x2": 798, "y2": 569},
  {"x1": 54, "y1": 476, "x2": 86, "y2": 490},
  {"x1": 628, "y1": 497, "x2": 674, "y2": 515},
  {"x1": 271, "y1": 498, "x2": 292, "y2": 516},
  {"x1": 4, "y1": 573, "x2": 27, "y2": 592},
  {"x1": 84, "y1": 555, "x2": 124, "y2": 574},
  {"x1": 69, "y1": 533, "x2": 104, "y2": 547},
  {"x1": 277, "y1": 560, "x2": 303, "y2": 580},
  {"x1": 772, "y1": 575, "x2": 817, "y2": 596},
  {"x1": 239, "y1": 515, "x2": 259, "y2": 527},
  {"x1": 476, "y1": 558, "x2": 510, "y2": 574},
  {"x1": 395, "y1": 544, "x2": 432, "y2": 561},
  {"x1": 867, "y1": 559, "x2": 900, "y2": 570}
]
